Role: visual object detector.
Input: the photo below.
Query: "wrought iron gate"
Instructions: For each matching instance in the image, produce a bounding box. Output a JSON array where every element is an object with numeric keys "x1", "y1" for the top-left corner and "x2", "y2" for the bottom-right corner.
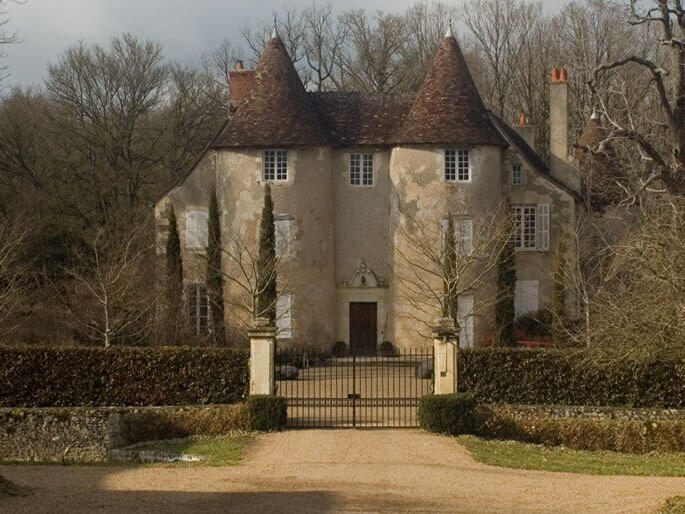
[{"x1": 275, "y1": 348, "x2": 434, "y2": 428}]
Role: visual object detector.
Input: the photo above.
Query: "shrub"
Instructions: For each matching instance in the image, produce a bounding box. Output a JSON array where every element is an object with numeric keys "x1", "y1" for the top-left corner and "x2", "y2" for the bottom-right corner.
[
  {"x1": 459, "y1": 348, "x2": 685, "y2": 408},
  {"x1": 246, "y1": 395, "x2": 287, "y2": 431},
  {"x1": 476, "y1": 408, "x2": 685, "y2": 454},
  {"x1": 379, "y1": 341, "x2": 394, "y2": 357},
  {"x1": 0, "y1": 346, "x2": 249, "y2": 407},
  {"x1": 118, "y1": 405, "x2": 249, "y2": 445},
  {"x1": 418, "y1": 393, "x2": 476, "y2": 435},
  {"x1": 332, "y1": 341, "x2": 346, "y2": 357},
  {"x1": 514, "y1": 309, "x2": 552, "y2": 339}
]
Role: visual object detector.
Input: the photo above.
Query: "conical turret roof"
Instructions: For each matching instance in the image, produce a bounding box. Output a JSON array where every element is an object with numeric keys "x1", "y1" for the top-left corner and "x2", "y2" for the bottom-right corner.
[
  {"x1": 395, "y1": 35, "x2": 505, "y2": 146},
  {"x1": 212, "y1": 37, "x2": 327, "y2": 147}
]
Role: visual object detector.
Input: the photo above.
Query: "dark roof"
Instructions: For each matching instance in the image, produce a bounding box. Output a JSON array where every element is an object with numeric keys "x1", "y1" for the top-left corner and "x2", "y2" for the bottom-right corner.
[
  {"x1": 488, "y1": 113, "x2": 549, "y2": 175},
  {"x1": 211, "y1": 37, "x2": 327, "y2": 147},
  {"x1": 395, "y1": 36, "x2": 506, "y2": 146},
  {"x1": 310, "y1": 92, "x2": 413, "y2": 146}
]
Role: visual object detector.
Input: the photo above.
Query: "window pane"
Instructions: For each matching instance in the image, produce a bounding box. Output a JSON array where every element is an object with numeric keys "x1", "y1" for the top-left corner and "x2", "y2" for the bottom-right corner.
[
  {"x1": 512, "y1": 163, "x2": 522, "y2": 185},
  {"x1": 350, "y1": 154, "x2": 361, "y2": 185},
  {"x1": 276, "y1": 293, "x2": 292, "y2": 339},
  {"x1": 457, "y1": 150, "x2": 470, "y2": 181},
  {"x1": 362, "y1": 154, "x2": 373, "y2": 185},
  {"x1": 444, "y1": 150, "x2": 456, "y2": 181}
]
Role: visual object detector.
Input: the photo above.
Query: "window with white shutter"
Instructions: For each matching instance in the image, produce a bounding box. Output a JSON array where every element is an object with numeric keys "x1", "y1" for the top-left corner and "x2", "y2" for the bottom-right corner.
[
  {"x1": 187, "y1": 283, "x2": 209, "y2": 336},
  {"x1": 515, "y1": 280, "x2": 539, "y2": 317},
  {"x1": 275, "y1": 215, "x2": 293, "y2": 258},
  {"x1": 456, "y1": 218, "x2": 473, "y2": 256},
  {"x1": 536, "y1": 204, "x2": 550, "y2": 251},
  {"x1": 512, "y1": 206, "x2": 536, "y2": 250},
  {"x1": 185, "y1": 211, "x2": 208, "y2": 249},
  {"x1": 457, "y1": 294, "x2": 474, "y2": 348},
  {"x1": 276, "y1": 293, "x2": 292, "y2": 339}
]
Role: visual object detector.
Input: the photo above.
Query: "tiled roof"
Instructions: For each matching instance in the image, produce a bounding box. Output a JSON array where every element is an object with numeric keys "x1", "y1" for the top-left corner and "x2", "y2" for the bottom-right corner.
[
  {"x1": 310, "y1": 92, "x2": 413, "y2": 146},
  {"x1": 488, "y1": 113, "x2": 549, "y2": 175},
  {"x1": 395, "y1": 36, "x2": 506, "y2": 146},
  {"x1": 211, "y1": 37, "x2": 328, "y2": 148}
]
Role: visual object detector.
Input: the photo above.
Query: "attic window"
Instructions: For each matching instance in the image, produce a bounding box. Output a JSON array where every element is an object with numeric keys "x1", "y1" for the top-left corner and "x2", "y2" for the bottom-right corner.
[
  {"x1": 350, "y1": 153, "x2": 373, "y2": 186},
  {"x1": 444, "y1": 149, "x2": 470, "y2": 182},
  {"x1": 511, "y1": 163, "x2": 523, "y2": 186},
  {"x1": 263, "y1": 150, "x2": 288, "y2": 181}
]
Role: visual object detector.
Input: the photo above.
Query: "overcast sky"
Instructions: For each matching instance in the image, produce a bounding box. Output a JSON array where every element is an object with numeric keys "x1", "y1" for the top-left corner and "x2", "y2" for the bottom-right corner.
[{"x1": 2, "y1": 0, "x2": 567, "y2": 88}]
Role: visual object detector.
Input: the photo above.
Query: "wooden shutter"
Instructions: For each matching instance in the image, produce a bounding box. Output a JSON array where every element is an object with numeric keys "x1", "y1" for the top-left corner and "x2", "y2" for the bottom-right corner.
[{"x1": 536, "y1": 204, "x2": 550, "y2": 251}]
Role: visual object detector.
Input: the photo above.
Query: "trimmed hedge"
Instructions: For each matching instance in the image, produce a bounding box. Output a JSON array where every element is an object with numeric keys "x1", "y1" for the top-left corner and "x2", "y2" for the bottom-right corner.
[
  {"x1": 459, "y1": 349, "x2": 685, "y2": 408},
  {"x1": 0, "y1": 346, "x2": 249, "y2": 407},
  {"x1": 246, "y1": 395, "x2": 287, "y2": 431},
  {"x1": 418, "y1": 393, "x2": 476, "y2": 435},
  {"x1": 476, "y1": 408, "x2": 685, "y2": 454}
]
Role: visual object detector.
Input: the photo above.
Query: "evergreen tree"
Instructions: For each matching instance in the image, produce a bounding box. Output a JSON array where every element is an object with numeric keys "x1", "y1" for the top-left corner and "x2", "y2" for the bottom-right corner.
[
  {"x1": 552, "y1": 238, "x2": 568, "y2": 346},
  {"x1": 495, "y1": 219, "x2": 516, "y2": 346},
  {"x1": 256, "y1": 184, "x2": 277, "y2": 323},
  {"x1": 206, "y1": 188, "x2": 226, "y2": 344},
  {"x1": 442, "y1": 213, "x2": 459, "y2": 327},
  {"x1": 165, "y1": 206, "x2": 184, "y2": 344}
]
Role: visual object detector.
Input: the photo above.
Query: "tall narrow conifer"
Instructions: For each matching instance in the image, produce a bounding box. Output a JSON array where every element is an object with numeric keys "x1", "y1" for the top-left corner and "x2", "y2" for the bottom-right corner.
[
  {"x1": 496, "y1": 217, "x2": 516, "y2": 346},
  {"x1": 256, "y1": 184, "x2": 277, "y2": 323},
  {"x1": 165, "y1": 206, "x2": 184, "y2": 344},
  {"x1": 206, "y1": 188, "x2": 226, "y2": 344}
]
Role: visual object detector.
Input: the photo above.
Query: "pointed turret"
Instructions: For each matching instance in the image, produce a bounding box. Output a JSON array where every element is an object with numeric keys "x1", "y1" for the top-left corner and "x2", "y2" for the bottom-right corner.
[
  {"x1": 395, "y1": 32, "x2": 505, "y2": 146},
  {"x1": 212, "y1": 36, "x2": 327, "y2": 147}
]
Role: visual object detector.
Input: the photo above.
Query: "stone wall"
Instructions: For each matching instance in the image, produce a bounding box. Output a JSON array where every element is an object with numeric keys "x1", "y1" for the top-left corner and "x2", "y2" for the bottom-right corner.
[
  {"x1": 477, "y1": 403, "x2": 685, "y2": 422},
  {"x1": 0, "y1": 404, "x2": 246, "y2": 463}
]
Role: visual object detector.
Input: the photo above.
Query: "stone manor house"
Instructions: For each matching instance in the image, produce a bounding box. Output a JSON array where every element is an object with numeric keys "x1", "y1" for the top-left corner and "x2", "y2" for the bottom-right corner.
[{"x1": 155, "y1": 28, "x2": 582, "y2": 354}]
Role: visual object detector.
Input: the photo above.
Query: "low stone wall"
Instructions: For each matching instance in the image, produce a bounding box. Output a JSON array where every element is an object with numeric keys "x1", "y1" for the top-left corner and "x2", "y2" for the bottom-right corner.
[
  {"x1": 0, "y1": 404, "x2": 246, "y2": 463},
  {"x1": 475, "y1": 403, "x2": 685, "y2": 454},
  {"x1": 477, "y1": 403, "x2": 685, "y2": 422}
]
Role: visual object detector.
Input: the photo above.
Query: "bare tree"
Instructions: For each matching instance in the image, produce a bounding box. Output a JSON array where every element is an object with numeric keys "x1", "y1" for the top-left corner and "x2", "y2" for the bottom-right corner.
[
  {"x1": 302, "y1": 1, "x2": 348, "y2": 91},
  {"x1": 393, "y1": 205, "x2": 512, "y2": 339},
  {"x1": 62, "y1": 227, "x2": 155, "y2": 347},
  {"x1": 0, "y1": 0, "x2": 20, "y2": 81},
  {"x1": 589, "y1": 0, "x2": 685, "y2": 198},
  {"x1": 200, "y1": 37, "x2": 244, "y2": 91},
  {"x1": 0, "y1": 216, "x2": 30, "y2": 336}
]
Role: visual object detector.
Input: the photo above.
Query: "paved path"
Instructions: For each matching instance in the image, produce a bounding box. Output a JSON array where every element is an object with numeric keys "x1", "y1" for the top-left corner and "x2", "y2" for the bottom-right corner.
[{"x1": 3, "y1": 430, "x2": 685, "y2": 513}]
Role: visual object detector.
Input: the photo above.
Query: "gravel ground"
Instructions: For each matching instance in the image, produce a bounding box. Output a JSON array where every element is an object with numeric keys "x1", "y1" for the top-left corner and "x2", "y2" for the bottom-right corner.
[{"x1": 2, "y1": 429, "x2": 685, "y2": 513}]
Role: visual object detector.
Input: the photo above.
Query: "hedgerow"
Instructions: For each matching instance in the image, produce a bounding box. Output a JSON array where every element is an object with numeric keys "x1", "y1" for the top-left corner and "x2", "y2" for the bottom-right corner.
[
  {"x1": 459, "y1": 349, "x2": 685, "y2": 408},
  {"x1": 0, "y1": 346, "x2": 249, "y2": 407}
]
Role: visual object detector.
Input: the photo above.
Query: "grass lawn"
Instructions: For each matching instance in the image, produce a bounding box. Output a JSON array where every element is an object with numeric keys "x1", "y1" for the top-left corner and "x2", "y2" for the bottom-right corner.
[
  {"x1": 458, "y1": 436, "x2": 685, "y2": 477},
  {"x1": 121, "y1": 433, "x2": 255, "y2": 466},
  {"x1": 659, "y1": 496, "x2": 685, "y2": 514}
]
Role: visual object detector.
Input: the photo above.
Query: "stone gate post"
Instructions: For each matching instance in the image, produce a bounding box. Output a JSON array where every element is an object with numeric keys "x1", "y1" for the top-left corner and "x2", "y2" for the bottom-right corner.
[
  {"x1": 432, "y1": 317, "x2": 459, "y2": 395},
  {"x1": 248, "y1": 317, "x2": 276, "y2": 395}
]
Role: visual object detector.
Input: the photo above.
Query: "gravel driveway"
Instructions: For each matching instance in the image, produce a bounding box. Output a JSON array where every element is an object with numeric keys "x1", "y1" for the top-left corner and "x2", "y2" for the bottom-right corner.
[{"x1": 2, "y1": 429, "x2": 685, "y2": 513}]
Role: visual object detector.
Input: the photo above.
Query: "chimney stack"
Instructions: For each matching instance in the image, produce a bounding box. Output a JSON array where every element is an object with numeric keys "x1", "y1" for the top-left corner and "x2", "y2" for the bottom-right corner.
[
  {"x1": 550, "y1": 66, "x2": 578, "y2": 192},
  {"x1": 228, "y1": 60, "x2": 254, "y2": 108},
  {"x1": 515, "y1": 113, "x2": 534, "y2": 148}
]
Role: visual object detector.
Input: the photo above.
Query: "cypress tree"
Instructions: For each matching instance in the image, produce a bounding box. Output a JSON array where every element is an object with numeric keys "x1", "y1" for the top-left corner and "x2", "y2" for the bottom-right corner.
[
  {"x1": 256, "y1": 184, "x2": 277, "y2": 323},
  {"x1": 165, "y1": 206, "x2": 184, "y2": 344},
  {"x1": 206, "y1": 188, "x2": 226, "y2": 344},
  {"x1": 552, "y1": 238, "x2": 568, "y2": 346},
  {"x1": 442, "y1": 213, "x2": 459, "y2": 327},
  {"x1": 495, "y1": 219, "x2": 517, "y2": 346}
]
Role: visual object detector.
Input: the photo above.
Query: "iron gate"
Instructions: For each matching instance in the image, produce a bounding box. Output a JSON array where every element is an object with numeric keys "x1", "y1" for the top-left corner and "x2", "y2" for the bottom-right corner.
[{"x1": 274, "y1": 348, "x2": 434, "y2": 428}]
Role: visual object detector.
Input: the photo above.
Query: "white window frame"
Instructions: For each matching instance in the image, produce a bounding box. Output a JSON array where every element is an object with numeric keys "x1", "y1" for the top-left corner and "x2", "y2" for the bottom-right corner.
[
  {"x1": 349, "y1": 153, "x2": 374, "y2": 186},
  {"x1": 457, "y1": 294, "x2": 474, "y2": 349},
  {"x1": 537, "y1": 204, "x2": 550, "y2": 251},
  {"x1": 511, "y1": 163, "x2": 523, "y2": 186},
  {"x1": 515, "y1": 280, "x2": 539, "y2": 318},
  {"x1": 513, "y1": 205, "x2": 537, "y2": 250},
  {"x1": 444, "y1": 149, "x2": 471, "y2": 182},
  {"x1": 275, "y1": 215, "x2": 294, "y2": 258},
  {"x1": 276, "y1": 292, "x2": 292, "y2": 339},
  {"x1": 456, "y1": 217, "x2": 473, "y2": 256},
  {"x1": 263, "y1": 149, "x2": 288, "y2": 182},
  {"x1": 188, "y1": 283, "x2": 209, "y2": 336},
  {"x1": 185, "y1": 210, "x2": 208, "y2": 249}
]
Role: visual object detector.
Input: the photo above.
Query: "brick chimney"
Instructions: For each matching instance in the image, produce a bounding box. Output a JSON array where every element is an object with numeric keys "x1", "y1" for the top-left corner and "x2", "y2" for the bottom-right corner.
[
  {"x1": 550, "y1": 67, "x2": 579, "y2": 192},
  {"x1": 515, "y1": 113, "x2": 534, "y2": 148},
  {"x1": 228, "y1": 60, "x2": 254, "y2": 108}
]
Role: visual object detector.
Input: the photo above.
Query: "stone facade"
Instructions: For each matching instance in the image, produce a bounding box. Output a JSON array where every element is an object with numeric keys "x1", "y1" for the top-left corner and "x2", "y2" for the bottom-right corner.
[{"x1": 155, "y1": 33, "x2": 579, "y2": 352}]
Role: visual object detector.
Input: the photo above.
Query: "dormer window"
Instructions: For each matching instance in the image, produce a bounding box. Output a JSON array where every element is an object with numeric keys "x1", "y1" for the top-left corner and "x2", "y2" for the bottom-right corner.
[
  {"x1": 263, "y1": 150, "x2": 288, "y2": 181},
  {"x1": 444, "y1": 149, "x2": 470, "y2": 182}
]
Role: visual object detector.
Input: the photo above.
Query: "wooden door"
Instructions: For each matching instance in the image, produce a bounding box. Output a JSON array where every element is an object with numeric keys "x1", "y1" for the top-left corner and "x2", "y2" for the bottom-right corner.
[{"x1": 349, "y1": 302, "x2": 377, "y2": 356}]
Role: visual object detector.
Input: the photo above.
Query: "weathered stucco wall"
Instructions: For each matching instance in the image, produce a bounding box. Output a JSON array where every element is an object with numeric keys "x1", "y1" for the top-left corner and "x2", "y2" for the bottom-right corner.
[{"x1": 388, "y1": 145, "x2": 504, "y2": 348}]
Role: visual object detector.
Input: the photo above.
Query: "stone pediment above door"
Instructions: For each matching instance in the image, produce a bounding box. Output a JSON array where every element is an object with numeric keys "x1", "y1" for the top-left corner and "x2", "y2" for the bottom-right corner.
[{"x1": 341, "y1": 259, "x2": 387, "y2": 288}]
